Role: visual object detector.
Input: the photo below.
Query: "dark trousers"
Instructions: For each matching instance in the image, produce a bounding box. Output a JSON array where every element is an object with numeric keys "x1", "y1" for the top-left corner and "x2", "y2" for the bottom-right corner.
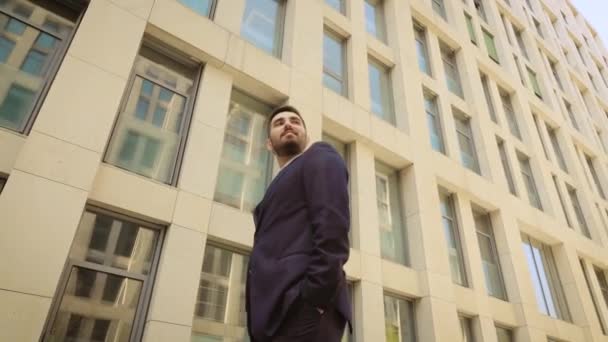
[{"x1": 271, "y1": 296, "x2": 346, "y2": 342}]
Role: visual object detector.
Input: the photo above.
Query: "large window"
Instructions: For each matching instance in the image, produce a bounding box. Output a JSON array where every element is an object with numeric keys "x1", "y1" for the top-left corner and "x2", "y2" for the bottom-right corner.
[
  {"x1": 547, "y1": 126, "x2": 568, "y2": 172},
  {"x1": 586, "y1": 155, "x2": 606, "y2": 199},
  {"x1": 323, "y1": 28, "x2": 347, "y2": 96},
  {"x1": 517, "y1": 153, "x2": 542, "y2": 210},
  {"x1": 368, "y1": 56, "x2": 394, "y2": 124},
  {"x1": 495, "y1": 326, "x2": 513, "y2": 342},
  {"x1": 376, "y1": 162, "x2": 408, "y2": 265},
  {"x1": 178, "y1": 0, "x2": 216, "y2": 17},
  {"x1": 473, "y1": 210, "x2": 507, "y2": 300},
  {"x1": 459, "y1": 315, "x2": 475, "y2": 342},
  {"x1": 497, "y1": 138, "x2": 517, "y2": 196},
  {"x1": 0, "y1": 0, "x2": 83, "y2": 133},
  {"x1": 364, "y1": 0, "x2": 386, "y2": 42},
  {"x1": 432, "y1": 0, "x2": 447, "y2": 20},
  {"x1": 522, "y1": 235, "x2": 571, "y2": 321},
  {"x1": 439, "y1": 191, "x2": 468, "y2": 286},
  {"x1": 454, "y1": 111, "x2": 480, "y2": 174},
  {"x1": 441, "y1": 44, "x2": 464, "y2": 98},
  {"x1": 214, "y1": 90, "x2": 273, "y2": 212},
  {"x1": 191, "y1": 245, "x2": 249, "y2": 342},
  {"x1": 414, "y1": 23, "x2": 431, "y2": 76},
  {"x1": 567, "y1": 185, "x2": 591, "y2": 238},
  {"x1": 480, "y1": 73, "x2": 497, "y2": 123},
  {"x1": 482, "y1": 29, "x2": 499, "y2": 63},
  {"x1": 104, "y1": 43, "x2": 200, "y2": 184},
  {"x1": 383, "y1": 294, "x2": 416, "y2": 342},
  {"x1": 43, "y1": 208, "x2": 163, "y2": 341},
  {"x1": 241, "y1": 0, "x2": 284, "y2": 57},
  {"x1": 326, "y1": 0, "x2": 346, "y2": 14},
  {"x1": 499, "y1": 90, "x2": 521, "y2": 140},
  {"x1": 423, "y1": 89, "x2": 444, "y2": 153}
]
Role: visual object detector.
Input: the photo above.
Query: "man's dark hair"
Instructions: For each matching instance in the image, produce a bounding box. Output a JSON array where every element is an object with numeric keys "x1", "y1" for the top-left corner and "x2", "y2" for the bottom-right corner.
[{"x1": 267, "y1": 105, "x2": 306, "y2": 136}]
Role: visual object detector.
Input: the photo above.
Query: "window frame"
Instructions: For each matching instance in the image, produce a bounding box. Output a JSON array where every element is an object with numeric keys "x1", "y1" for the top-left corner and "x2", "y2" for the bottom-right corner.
[
  {"x1": 240, "y1": 0, "x2": 286, "y2": 58},
  {"x1": 454, "y1": 112, "x2": 480, "y2": 174},
  {"x1": 177, "y1": 0, "x2": 218, "y2": 18},
  {"x1": 42, "y1": 206, "x2": 165, "y2": 342},
  {"x1": 0, "y1": 3, "x2": 86, "y2": 134},
  {"x1": 439, "y1": 191, "x2": 469, "y2": 287},
  {"x1": 517, "y1": 153, "x2": 543, "y2": 210},
  {"x1": 413, "y1": 22, "x2": 432, "y2": 76},
  {"x1": 423, "y1": 89, "x2": 445, "y2": 153},
  {"x1": 441, "y1": 44, "x2": 464, "y2": 98},
  {"x1": 102, "y1": 40, "x2": 203, "y2": 186},
  {"x1": 497, "y1": 138, "x2": 518, "y2": 196},
  {"x1": 323, "y1": 27, "x2": 348, "y2": 97},
  {"x1": 474, "y1": 209, "x2": 508, "y2": 300},
  {"x1": 367, "y1": 56, "x2": 395, "y2": 124}
]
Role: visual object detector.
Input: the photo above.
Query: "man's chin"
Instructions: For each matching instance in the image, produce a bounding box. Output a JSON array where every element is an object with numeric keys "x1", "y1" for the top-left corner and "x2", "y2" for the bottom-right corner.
[{"x1": 274, "y1": 141, "x2": 304, "y2": 157}]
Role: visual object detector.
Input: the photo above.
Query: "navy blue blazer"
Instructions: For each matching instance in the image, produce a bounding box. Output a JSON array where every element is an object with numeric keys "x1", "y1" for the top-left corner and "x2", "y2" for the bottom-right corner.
[{"x1": 246, "y1": 142, "x2": 351, "y2": 341}]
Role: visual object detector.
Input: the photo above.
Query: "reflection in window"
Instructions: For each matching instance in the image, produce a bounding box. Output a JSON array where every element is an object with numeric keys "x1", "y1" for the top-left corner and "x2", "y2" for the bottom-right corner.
[
  {"x1": 104, "y1": 44, "x2": 199, "y2": 184},
  {"x1": 44, "y1": 209, "x2": 162, "y2": 341},
  {"x1": 439, "y1": 191, "x2": 468, "y2": 286},
  {"x1": 364, "y1": 0, "x2": 386, "y2": 42},
  {"x1": 323, "y1": 28, "x2": 347, "y2": 96},
  {"x1": 522, "y1": 235, "x2": 571, "y2": 321},
  {"x1": 214, "y1": 90, "x2": 273, "y2": 212},
  {"x1": 178, "y1": 0, "x2": 216, "y2": 17},
  {"x1": 241, "y1": 0, "x2": 284, "y2": 57},
  {"x1": 383, "y1": 294, "x2": 415, "y2": 342},
  {"x1": 376, "y1": 162, "x2": 408, "y2": 266},
  {"x1": 0, "y1": 0, "x2": 81, "y2": 133},
  {"x1": 192, "y1": 245, "x2": 250, "y2": 342},
  {"x1": 368, "y1": 56, "x2": 394, "y2": 124},
  {"x1": 473, "y1": 210, "x2": 507, "y2": 300}
]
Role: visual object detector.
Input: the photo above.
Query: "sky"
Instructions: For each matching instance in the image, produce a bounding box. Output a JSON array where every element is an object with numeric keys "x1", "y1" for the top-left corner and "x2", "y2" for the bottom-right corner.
[{"x1": 572, "y1": 0, "x2": 608, "y2": 49}]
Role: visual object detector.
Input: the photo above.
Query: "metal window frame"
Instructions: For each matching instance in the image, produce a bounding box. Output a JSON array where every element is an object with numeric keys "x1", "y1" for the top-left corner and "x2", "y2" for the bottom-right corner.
[
  {"x1": 41, "y1": 205, "x2": 166, "y2": 342},
  {"x1": 413, "y1": 22, "x2": 432, "y2": 75},
  {"x1": 454, "y1": 114, "x2": 480, "y2": 174},
  {"x1": 101, "y1": 38, "x2": 203, "y2": 187},
  {"x1": 423, "y1": 89, "x2": 445, "y2": 153},
  {"x1": 580, "y1": 260, "x2": 608, "y2": 335},
  {"x1": 364, "y1": 0, "x2": 387, "y2": 43},
  {"x1": 439, "y1": 191, "x2": 469, "y2": 287},
  {"x1": 552, "y1": 175, "x2": 573, "y2": 228},
  {"x1": 473, "y1": 210, "x2": 508, "y2": 301},
  {"x1": 176, "y1": 0, "x2": 219, "y2": 19},
  {"x1": 323, "y1": 27, "x2": 348, "y2": 97},
  {"x1": 0, "y1": 2, "x2": 87, "y2": 135},
  {"x1": 518, "y1": 153, "x2": 543, "y2": 210},
  {"x1": 497, "y1": 138, "x2": 518, "y2": 195},
  {"x1": 367, "y1": 55, "x2": 395, "y2": 124},
  {"x1": 382, "y1": 291, "x2": 418, "y2": 342}
]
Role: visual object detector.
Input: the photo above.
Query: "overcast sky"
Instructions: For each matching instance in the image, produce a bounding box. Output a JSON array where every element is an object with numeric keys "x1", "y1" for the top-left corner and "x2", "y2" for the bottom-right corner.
[{"x1": 572, "y1": 0, "x2": 608, "y2": 50}]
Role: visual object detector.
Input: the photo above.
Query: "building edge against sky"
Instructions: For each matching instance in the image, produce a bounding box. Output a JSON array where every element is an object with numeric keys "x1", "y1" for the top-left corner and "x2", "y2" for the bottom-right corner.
[{"x1": 5, "y1": 0, "x2": 608, "y2": 341}]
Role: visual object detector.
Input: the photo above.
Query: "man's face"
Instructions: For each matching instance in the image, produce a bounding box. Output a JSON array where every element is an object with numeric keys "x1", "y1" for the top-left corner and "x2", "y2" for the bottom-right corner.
[{"x1": 267, "y1": 111, "x2": 308, "y2": 157}]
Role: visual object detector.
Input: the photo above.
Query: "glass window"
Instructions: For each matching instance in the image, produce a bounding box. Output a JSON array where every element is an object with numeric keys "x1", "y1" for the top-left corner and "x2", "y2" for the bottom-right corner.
[
  {"x1": 518, "y1": 153, "x2": 543, "y2": 210},
  {"x1": 383, "y1": 294, "x2": 416, "y2": 342},
  {"x1": 522, "y1": 235, "x2": 571, "y2": 321},
  {"x1": 423, "y1": 90, "x2": 444, "y2": 153},
  {"x1": 368, "y1": 57, "x2": 395, "y2": 124},
  {"x1": 474, "y1": 210, "x2": 507, "y2": 300},
  {"x1": 191, "y1": 245, "x2": 249, "y2": 342},
  {"x1": 515, "y1": 29, "x2": 528, "y2": 59},
  {"x1": 376, "y1": 162, "x2": 408, "y2": 265},
  {"x1": 563, "y1": 100, "x2": 579, "y2": 131},
  {"x1": 414, "y1": 23, "x2": 431, "y2": 76},
  {"x1": 475, "y1": 0, "x2": 487, "y2": 21},
  {"x1": 497, "y1": 138, "x2": 517, "y2": 196},
  {"x1": 527, "y1": 67, "x2": 543, "y2": 98},
  {"x1": 499, "y1": 90, "x2": 521, "y2": 140},
  {"x1": 241, "y1": 0, "x2": 284, "y2": 57},
  {"x1": 0, "y1": 1, "x2": 82, "y2": 133},
  {"x1": 547, "y1": 126, "x2": 568, "y2": 172},
  {"x1": 432, "y1": 0, "x2": 447, "y2": 19},
  {"x1": 465, "y1": 13, "x2": 477, "y2": 44},
  {"x1": 104, "y1": 44, "x2": 199, "y2": 184},
  {"x1": 532, "y1": 115, "x2": 550, "y2": 160},
  {"x1": 323, "y1": 28, "x2": 347, "y2": 96},
  {"x1": 552, "y1": 176, "x2": 572, "y2": 228},
  {"x1": 459, "y1": 315, "x2": 475, "y2": 342},
  {"x1": 580, "y1": 260, "x2": 607, "y2": 334},
  {"x1": 495, "y1": 326, "x2": 513, "y2": 342},
  {"x1": 595, "y1": 267, "x2": 608, "y2": 311},
  {"x1": 586, "y1": 156, "x2": 606, "y2": 199},
  {"x1": 483, "y1": 29, "x2": 499, "y2": 63},
  {"x1": 439, "y1": 192, "x2": 468, "y2": 286},
  {"x1": 364, "y1": 0, "x2": 386, "y2": 42},
  {"x1": 513, "y1": 54, "x2": 525, "y2": 86},
  {"x1": 44, "y1": 209, "x2": 162, "y2": 341},
  {"x1": 326, "y1": 0, "x2": 346, "y2": 14},
  {"x1": 550, "y1": 61, "x2": 563, "y2": 90},
  {"x1": 567, "y1": 185, "x2": 591, "y2": 238},
  {"x1": 480, "y1": 73, "x2": 497, "y2": 123},
  {"x1": 441, "y1": 44, "x2": 464, "y2": 98},
  {"x1": 178, "y1": 0, "x2": 216, "y2": 17},
  {"x1": 454, "y1": 112, "x2": 480, "y2": 174},
  {"x1": 214, "y1": 90, "x2": 273, "y2": 212}
]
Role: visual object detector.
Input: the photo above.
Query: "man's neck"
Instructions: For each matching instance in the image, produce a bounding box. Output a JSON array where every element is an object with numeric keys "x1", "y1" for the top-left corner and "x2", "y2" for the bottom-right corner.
[{"x1": 277, "y1": 153, "x2": 300, "y2": 168}]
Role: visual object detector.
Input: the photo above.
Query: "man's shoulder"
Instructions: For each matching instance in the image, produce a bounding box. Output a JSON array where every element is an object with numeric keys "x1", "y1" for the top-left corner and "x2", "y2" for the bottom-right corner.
[{"x1": 306, "y1": 141, "x2": 338, "y2": 156}]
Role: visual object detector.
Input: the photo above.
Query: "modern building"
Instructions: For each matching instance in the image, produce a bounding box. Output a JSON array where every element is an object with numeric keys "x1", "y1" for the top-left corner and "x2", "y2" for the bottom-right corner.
[{"x1": 4, "y1": 0, "x2": 608, "y2": 341}]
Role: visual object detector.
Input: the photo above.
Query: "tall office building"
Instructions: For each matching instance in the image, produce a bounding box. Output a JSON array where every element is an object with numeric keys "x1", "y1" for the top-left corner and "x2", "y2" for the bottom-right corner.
[{"x1": 3, "y1": 0, "x2": 608, "y2": 341}]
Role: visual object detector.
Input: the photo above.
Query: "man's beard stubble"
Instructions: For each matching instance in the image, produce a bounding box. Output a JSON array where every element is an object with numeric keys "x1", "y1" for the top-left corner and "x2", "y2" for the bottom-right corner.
[{"x1": 270, "y1": 136, "x2": 304, "y2": 158}]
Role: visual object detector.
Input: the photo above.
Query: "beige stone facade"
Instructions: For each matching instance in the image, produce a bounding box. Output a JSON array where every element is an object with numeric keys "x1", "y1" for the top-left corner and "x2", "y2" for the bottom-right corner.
[{"x1": 2, "y1": 0, "x2": 608, "y2": 341}]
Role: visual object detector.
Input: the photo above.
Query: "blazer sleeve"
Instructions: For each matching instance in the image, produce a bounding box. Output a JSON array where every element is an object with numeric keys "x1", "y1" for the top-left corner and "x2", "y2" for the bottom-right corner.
[{"x1": 300, "y1": 142, "x2": 350, "y2": 309}]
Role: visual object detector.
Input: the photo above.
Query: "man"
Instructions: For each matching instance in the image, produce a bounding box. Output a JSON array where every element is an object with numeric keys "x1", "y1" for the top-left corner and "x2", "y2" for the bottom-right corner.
[{"x1": 246, "y1": 105, "x2": 352, "y2": 342}]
